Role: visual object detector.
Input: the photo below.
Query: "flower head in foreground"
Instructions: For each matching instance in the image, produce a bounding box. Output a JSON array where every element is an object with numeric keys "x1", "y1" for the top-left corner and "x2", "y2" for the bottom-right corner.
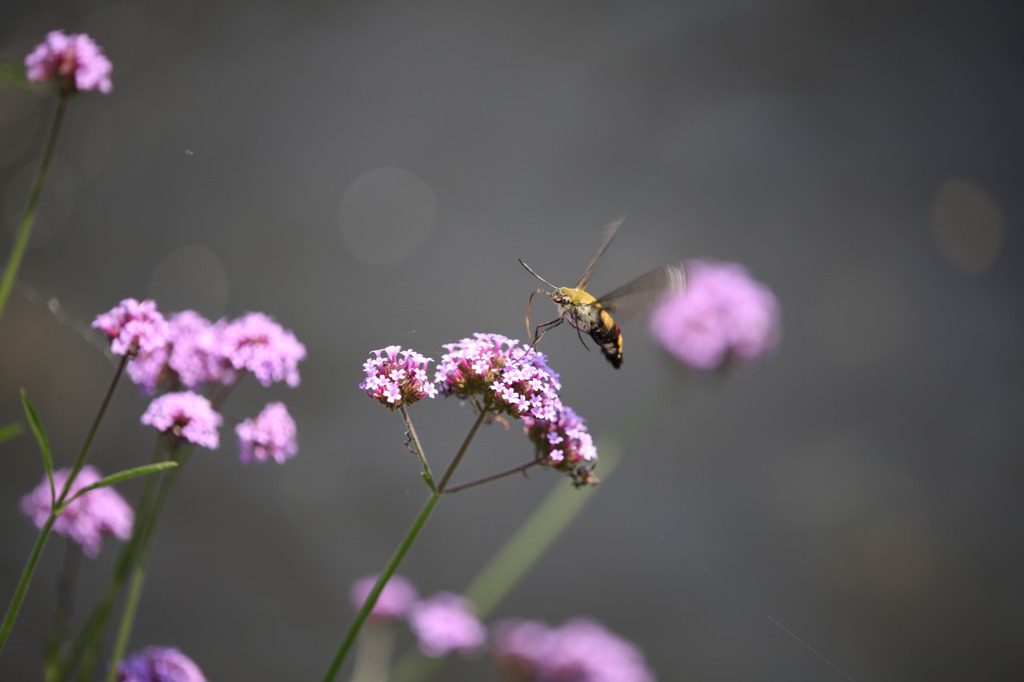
[
  {"x1": 117, "y1": 646, "x2": 206, "y2": 682},
  {"x1": 524, "y1": 406, "x2": 599, "y2": 487},
  {"x1": 360, "y1": 345, "x2": 437, "y2": 409},
  {"x1": 25, "y1": 30, "x2": 113, "y2": 94},
  {"x1": 220, "y1": 312, "x2": 306, "y2": 387},
  {"x1": 493, "y1": 617, "x2": 656, "y2": 682},
  {"x1": 408, "y1": 592, "x2": 486, "y2": 658},
  {"x1": 141, "y1": 392, "x2": 222, "y2": 449},
  {"x1": 236, "y1": 402, "x2": 298, "y2": 464},
  {"x1": 20, "y1": 466, "x2": 132, "y2": 558},
  {"x1": 649, "y1": 260, "x2": 781, "y2": 372},
  {"x1": 93, "y1": 299, "x2": 169, "y2": 358},
  {"x1": 349, "y1": 574, "x2": 419, "y2": 622},
  {"x1": 435, "y1": 333, "x2": 561, "y2": 420}
]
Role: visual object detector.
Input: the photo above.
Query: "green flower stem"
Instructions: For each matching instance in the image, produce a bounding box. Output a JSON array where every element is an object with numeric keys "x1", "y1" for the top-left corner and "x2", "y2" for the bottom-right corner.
[
  {"x1": 104, "y1": 448, "x2": 185, "y2": 682},
  {"x1": 436, "y1": 405, "x2": 490, "y2": 492},
  {"x1": 0, "y1": 93, "x2": 69, "y2": 327},
  {"x1": 44, "y1": 543, "x2": 81, "y2": 682},
  {"x1": 320, "y1": 492, "x2": 440, "y2": 682},
  {"x1": 0, "y1": 514, "x2": 57, "y2": 656},
  {"x1": 464, "y1": 377, "x2": 683, "y2": 620},
  {"x1": 64, "y1": 443, "x2": 166, "y2": 682},
  {"x1": 0, "y1": 354, "x2": 128, "y2": 657},
  {"x1": 400, "y1": 405, "x2": 435, "y2": 492},
  {"x1": 348, "y1": 623, "x2": 395, "y2": 682},
  {"x1": 393, "y1": 377, "x2": 685, "y2": 682}
]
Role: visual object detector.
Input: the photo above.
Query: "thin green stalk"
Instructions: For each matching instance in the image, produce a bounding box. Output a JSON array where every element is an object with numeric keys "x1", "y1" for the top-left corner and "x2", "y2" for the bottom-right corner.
[
  {"x1": 464, "y1": 377, "x2": 683, "y2": 620},
  {"x1": 0, "y1": 514, "x2": 57, "y2": 655},
  {"x1": 436, "y1": 405, "x2": 490, "y2": 492},
  {"x1": 321, "y1": 492, "x2": 440, "y2": 682},
  {"x1": 104, "y1": 448, "x2": 185, "y2": 682},
  {"x1": 64, "y1": 443, "x2": 170, "y2": 682},
  {"x1": 44, "y1": 543, "x2": 81, "y2": 682},
  {"x1": 0, "y1": 355, "x2": 128, "y2": 657},
  {"x1": 400, "y1": 405, "x2": 435, "y2": 492},
  {"x1": 0, "y1": 93, "x2": 69, "y2": 327}
]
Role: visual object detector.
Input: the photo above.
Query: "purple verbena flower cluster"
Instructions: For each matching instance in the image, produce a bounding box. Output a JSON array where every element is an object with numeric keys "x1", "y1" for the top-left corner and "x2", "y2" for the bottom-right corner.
[
  {"x1": 117, "y1": 646, "x2": 206, "y2": 682},
  {"x1": 493, "y1": 617, "x2": 656, "y2": 682},
  {"x1": 649, "y1": 260, "x2": 780, "y2": 372},
  {"x1": 25, "y1": 30, "x2": 113, "y2": 94},
  {"x1": 361, "y1": 332, "x2": 598, "y2": 485},
  {"x1": 434, "y1": 333, "x2": 562, "y2": 421},
  {"x1": 350, "y1": 574, "x2": 420, "y2": 622},
  {"x1": 360, "y1": 345, "x2": 437, "y2": 409},
  {"x1": 408, "y1": 592, "x2": 486, "y2": 658},
  {"x1": 236, "y1": 402, "x2": 298, "y2": 464},
  {"x1": 20, "y1": 466, "x2": 133, "y2": 557},
  {"x1": 349, "y1": 576, "x2": 485, "y2": 658},
  {"x1": 92, "y1": 299, "x2": 303, "y2": 461},
  {"x1": 523, "y1": 406, "x2": 598, "y2": 486},
  {"x1": 140, "y1": 392, "x2": 222, "y2": 450}
]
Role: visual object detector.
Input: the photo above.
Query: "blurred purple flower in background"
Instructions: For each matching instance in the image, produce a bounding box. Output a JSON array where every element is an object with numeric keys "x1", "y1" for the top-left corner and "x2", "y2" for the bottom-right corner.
[
  {"x1": 236, "y1": 402, "x2": 298, "y2": 464},
  {"x1": 220, "y1": 312, "x2": 306, "y2": 387},
  {"x1": 349, "y1": 574, "x2": 419, "y2": 622},
  {"x1": 408, "y1": 592, "x2": 486, "y2": 658},
  {"x1": 166, "y1": 311, "x2": 232, "y2": 390},
  {"x1": 93, "y1": 298, "x2": 169, "y2": 358},
  {"x1": 20, "y1": 466, "x2": 133, "y2": 558},
  {"x1": 649, "y1": 260, "x2": 780, "y2": 372},
  {"x1": 435, "y1": 333, "x2": 562, "y2": 420},
  {"x1": 140, "y1": 391, "x2": 222, "y2": 449},
  {"x1": 493, "y1": 617, "x2": 656, "y2": 682},
  {"x1": 24, "y1": 30, "x2": 112, "y2": 94},
  {"x1": 360, "y1": 345, "x2": 437, "y2": 409},
  {"x1": 116, "y1": 646, "x2": 206, "y2": 682}
]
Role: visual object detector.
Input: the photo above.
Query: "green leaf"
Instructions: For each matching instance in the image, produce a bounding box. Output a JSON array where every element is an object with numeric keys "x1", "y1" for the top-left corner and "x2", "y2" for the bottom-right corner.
[
  {"x1": 0, "y1": 60, "x2": 33, "y2": 93},
  {"x1": 20, "y1": 389, "x2": 54, "y2": 496},
  {"x1": 0, "y1": 421, "x2": 22, "y2": 444},
  {"x1": 60, "y1": 462, "x2": 178, "y2": 509}
]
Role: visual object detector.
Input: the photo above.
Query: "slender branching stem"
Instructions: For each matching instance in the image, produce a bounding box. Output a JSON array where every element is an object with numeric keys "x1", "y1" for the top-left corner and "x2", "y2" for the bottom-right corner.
[
  {"x1": 441, "y1": 460, "x2": 539, "y2": 494},
  {"x1": 0, "y1": 93, "x2": 69, "y2": 327},
  {"x1": 400, "y1": 405, "x2": 435, "y2": 492}
]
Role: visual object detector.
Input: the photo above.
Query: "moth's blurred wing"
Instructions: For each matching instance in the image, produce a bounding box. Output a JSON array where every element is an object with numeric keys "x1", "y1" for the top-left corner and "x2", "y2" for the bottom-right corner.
[
  {"x1": 596, "y1": 263, "x2": 686, "y2": 319},
  {"x1": 575, "y1": 217, "x2": 625, "y2": 290}
]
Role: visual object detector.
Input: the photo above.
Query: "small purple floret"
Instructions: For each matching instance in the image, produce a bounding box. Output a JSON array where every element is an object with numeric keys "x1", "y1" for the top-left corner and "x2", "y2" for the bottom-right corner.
[{"x1": 20, "y1": 466, "x2": 133, "y2": 558}]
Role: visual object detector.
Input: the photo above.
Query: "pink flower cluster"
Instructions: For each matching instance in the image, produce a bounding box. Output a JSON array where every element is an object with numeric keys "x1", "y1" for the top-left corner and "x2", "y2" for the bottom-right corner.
[
  {"x1": 25, "y1": 30, "x2": 112, "y2": 94},
  {"x1": 493, "y1": 617, "x2": 656, "y2": 682},
  {"x1": 117, "y1": 646, "x2": 206, "y2": 682},
  {"x1": 360, "y1": 345, "x2": 437, "y2": 409},
  {"x1": 21, "y1": 466, "x2": 133, "y2": 557},
  {"x1": 360, "y1": 333, "x2": 599, "y2": 486},
  {"x1": 649, "y1": 260, "x2": 780, "y2": 372},
  {"x1": 93, "y1": 299, "x2": 302, "y2": 462},
  {"x1": 350, "y1": 575, "x2": 485, "y2": 658}
]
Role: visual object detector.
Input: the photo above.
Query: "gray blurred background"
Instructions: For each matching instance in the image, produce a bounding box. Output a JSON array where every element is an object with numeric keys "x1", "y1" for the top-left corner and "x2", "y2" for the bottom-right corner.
[{"x1": 1, "y1": 1, "x2": 1022, "y2": 680}]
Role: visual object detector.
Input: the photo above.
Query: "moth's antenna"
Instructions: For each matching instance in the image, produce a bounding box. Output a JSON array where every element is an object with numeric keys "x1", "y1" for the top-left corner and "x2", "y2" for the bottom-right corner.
[{"x1": 518, "y1": 259, "x2": 559, "y2": 290}]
